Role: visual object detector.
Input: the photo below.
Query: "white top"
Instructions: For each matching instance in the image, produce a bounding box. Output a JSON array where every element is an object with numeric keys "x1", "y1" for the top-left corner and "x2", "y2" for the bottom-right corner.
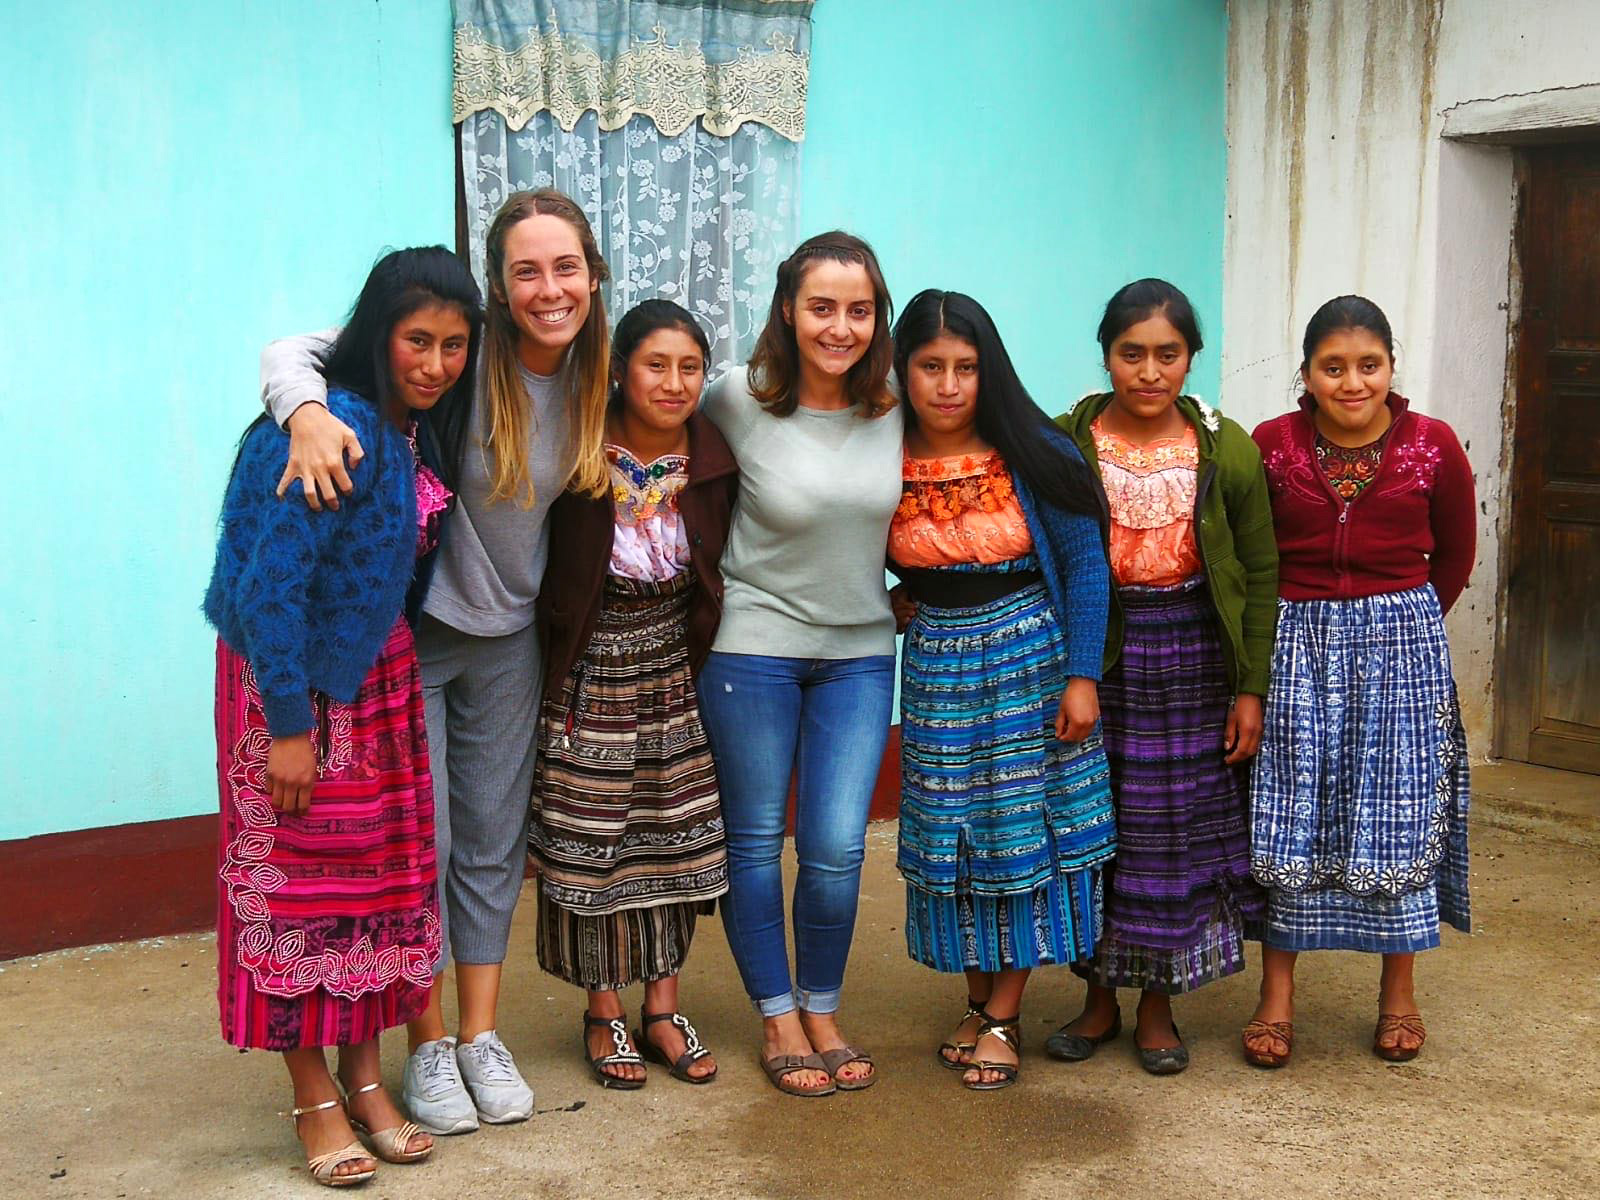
[
  {"x1": 700, "y1": 371, "x2": 903, "y2": 659},
  {"x1": 606, "y1": 445, "x2": 691, "y2": 582}
]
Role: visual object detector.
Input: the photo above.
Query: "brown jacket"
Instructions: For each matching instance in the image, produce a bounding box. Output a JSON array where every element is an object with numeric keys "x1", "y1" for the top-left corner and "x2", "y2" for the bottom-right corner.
[{"x1": 537, "y1": 410, "x2": 740, "y2": 699}]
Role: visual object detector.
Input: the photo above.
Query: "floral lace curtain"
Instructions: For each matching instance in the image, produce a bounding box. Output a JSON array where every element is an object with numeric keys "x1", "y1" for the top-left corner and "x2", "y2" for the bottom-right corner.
[{"x1": 454, "y1": 1, "x2": 814, "y2": 374}]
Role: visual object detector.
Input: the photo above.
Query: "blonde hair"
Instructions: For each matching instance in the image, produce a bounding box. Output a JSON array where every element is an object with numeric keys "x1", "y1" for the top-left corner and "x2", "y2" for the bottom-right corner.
[{"x1": 481, "y1": 189, "x2": 611, "y2": 505}]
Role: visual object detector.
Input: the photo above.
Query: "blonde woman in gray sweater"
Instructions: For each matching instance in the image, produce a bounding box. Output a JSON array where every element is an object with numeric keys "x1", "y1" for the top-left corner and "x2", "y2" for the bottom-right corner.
[
  {"x1": 697, "y1": 233, "x2": 903, "y2": 1097},
  {"x1": 258, "y1": 191, "x2": 610, "y2": 1133}
]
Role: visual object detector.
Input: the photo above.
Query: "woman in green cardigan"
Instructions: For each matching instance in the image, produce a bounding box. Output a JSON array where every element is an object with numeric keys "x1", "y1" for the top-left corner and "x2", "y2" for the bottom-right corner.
[{"x1": 1046, "y1": 279, "x2": 1278, "y2": 1074}]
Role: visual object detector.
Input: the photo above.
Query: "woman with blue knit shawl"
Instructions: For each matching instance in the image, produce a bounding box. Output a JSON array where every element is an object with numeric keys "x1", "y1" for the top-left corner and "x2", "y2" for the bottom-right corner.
[
  {"x1": 887, "y1": 290, "x2": 1115, "y2": 1091},
  {"x1": 206, "y1": 247, "x2": 479, "y2": 1186}
]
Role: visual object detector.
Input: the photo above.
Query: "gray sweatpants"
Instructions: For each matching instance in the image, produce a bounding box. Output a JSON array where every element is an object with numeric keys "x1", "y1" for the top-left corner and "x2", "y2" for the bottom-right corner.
[{"x1": 415, "y1": 614, "x2": 543, "y2": 966}]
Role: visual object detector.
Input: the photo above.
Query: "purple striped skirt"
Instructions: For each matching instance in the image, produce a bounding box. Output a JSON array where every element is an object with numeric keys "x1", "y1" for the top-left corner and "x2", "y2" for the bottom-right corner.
[{"x1": 1073, "y1": 578, "x2": 1263, "y2": 994}]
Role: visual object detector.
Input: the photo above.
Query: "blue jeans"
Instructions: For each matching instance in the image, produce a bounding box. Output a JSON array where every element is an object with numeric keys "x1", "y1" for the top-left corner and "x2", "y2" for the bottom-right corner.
[{"x1": 697, "y1": 652, "x2": 896, "y2": 1017}]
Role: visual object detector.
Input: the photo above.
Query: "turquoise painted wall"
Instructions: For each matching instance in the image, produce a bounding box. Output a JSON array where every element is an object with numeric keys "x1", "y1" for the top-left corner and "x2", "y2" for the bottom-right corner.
[
  {"x1": 0, "y1": 2, "x2": 455, "y2": 840},
  {"x1": 0, "y1": 1, "x2": 1225, "y2": 841},
  {"x1": 802, "y1": 0, "x2": 1227, "y2": 413}
]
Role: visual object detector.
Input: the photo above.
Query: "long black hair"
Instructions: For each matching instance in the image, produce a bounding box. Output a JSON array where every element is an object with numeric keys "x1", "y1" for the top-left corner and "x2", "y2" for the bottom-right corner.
[
  {"x1": 893, "y1": 289, "x2": 1104, "y2": 520},
  {"x1": 609, "y1": 298, "x2": 711, "y2": 410},
  {"x1": 322, "y1": 245, "x2": 483, "y2": 493}
]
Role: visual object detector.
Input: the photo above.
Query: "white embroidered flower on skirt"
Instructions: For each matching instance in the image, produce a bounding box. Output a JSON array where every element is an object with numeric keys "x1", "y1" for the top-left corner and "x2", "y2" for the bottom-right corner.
[{"x1": 1346, "y1": 862, "x2": 1379, "y2": 891}]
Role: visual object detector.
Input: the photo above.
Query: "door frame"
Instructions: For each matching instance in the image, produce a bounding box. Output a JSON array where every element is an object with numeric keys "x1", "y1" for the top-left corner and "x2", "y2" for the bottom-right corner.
[{"x1": 1494, "y1": 140, "x2": 1600, "y2": 768}]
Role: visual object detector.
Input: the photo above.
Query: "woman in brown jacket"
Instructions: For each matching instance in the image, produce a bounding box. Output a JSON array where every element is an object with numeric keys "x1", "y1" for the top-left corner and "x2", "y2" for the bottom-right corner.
[{"x1": 531, "y1": 300, "x2": 738, "y2": 1088}]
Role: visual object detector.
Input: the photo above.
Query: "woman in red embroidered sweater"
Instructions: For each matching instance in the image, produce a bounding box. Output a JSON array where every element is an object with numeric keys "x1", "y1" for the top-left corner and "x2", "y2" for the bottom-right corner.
[{"x1": 1244, "y1": 296, "x2": 1475, "y2": 1068}]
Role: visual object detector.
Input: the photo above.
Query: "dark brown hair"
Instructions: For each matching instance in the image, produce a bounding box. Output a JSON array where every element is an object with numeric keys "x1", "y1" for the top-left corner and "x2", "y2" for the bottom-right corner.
[{"x1": 747, "y1": 231, "x2": 895, "y2": 418}]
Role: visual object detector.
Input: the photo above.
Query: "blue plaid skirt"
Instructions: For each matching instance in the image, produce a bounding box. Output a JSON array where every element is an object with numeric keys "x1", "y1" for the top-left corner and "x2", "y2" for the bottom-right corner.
[{"x1": 1250, "y1": 584, "x2": 1470, "y2": 953}]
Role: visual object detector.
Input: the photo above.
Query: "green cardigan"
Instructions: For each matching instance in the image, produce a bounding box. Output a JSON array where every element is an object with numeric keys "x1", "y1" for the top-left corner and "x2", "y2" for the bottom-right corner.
[{"x1": 1056, "y1": 394, "x2": 1278, "y2": 696}]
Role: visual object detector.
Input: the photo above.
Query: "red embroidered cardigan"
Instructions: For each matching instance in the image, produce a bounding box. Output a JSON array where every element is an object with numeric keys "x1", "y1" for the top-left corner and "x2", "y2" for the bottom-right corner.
[{"x1": 1252, "y1": 394, "x2": 1476, "y2": 614}]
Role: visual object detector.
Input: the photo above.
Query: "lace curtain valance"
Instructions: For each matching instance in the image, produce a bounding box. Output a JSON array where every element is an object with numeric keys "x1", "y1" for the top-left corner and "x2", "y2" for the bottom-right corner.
[
  {"x1": 453, "y1": 1, "x2": 814, "y2": 140},
  {"x1": 454, "y1": 0, "x2": 815, "y2": 373}
]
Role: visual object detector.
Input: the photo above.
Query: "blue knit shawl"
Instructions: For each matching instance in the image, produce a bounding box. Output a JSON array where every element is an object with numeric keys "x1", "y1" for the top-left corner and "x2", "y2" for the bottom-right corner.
[{"x1": 204, "y1": 389, "x2": 417, "y2": 735}]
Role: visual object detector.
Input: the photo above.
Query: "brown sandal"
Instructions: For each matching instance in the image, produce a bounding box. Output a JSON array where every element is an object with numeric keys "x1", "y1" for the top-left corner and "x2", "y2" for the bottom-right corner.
[
  {"x1": 817, "y1": 1044, "x2": 876, "y2": 1091},
  {"x1": 1374, "y1": 1013, "x2": 1426, "y2": 1061},
  {"x1": 760, "y1": 1051, "x2": 836, "y2": 1097},
  {"x1": 1241, "y1": 1020, "x2": 1294, "y2": 1068}
]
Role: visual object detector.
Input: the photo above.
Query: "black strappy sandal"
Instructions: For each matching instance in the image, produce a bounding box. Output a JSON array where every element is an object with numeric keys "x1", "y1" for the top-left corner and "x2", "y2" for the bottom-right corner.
[
  {"x1": 937, "y1": 996, "x2": 985, "y2": 1070},
  {"x1": 636, "y1": 1010, "x2": 718, "y2": 1084},
  {"x1": 582, "y1": 1013, "x2": 646, "y2": 1090},
  {"x1": 963, "y1": 1010, "x2": 1021, "y2": 1092}
]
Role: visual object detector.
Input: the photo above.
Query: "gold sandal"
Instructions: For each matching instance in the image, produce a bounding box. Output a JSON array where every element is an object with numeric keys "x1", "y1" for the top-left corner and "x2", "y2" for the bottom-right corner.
[
  {"x1": 342, "y1": 1081, "x2": 433, "y2": 1163},
  {"x1": 963, "y1": 1012, "x2": 1021, "y2": 1091},
  {"x1": 289, "y1": 1096, "x2": 377, "y2": 1188},
  {"x1": 937, "y1": 997, "x2": 984, "y2": 1070}
]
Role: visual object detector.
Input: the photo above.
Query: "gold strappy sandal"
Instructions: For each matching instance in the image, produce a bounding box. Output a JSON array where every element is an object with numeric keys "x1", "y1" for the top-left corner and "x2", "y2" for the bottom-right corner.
[
  {"x1": 963, "y1": 1011, "x2": 1021, "y2": 1091},
  {"x1": 342, "y1": 1081, "x2": 433, "y2": 1163},
  {"x1": 937, "y1": 997, "x2": 984, "y2": 1070},
  {"x1": 289, "y1": 1097, "x2": 376, "y2": 1188}
]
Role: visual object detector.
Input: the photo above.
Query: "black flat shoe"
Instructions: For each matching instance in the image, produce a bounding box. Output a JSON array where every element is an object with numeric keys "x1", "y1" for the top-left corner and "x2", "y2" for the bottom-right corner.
[
  {"x1": 1137, "y1": 1022, "x2": 1189, "y2": 1075},
  {"x1": 1044, "y1": 1011, "x2": 1123, "y2": 1062}
]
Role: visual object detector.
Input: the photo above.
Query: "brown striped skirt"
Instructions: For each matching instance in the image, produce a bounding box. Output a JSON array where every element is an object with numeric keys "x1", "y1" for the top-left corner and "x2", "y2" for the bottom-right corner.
[{"x1": 530, "y1": 572, "x2": 727, "y2": 989}]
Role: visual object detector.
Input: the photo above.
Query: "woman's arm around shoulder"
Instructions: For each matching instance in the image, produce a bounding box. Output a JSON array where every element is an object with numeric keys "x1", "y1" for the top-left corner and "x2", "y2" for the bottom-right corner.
[
  {"x1": 261, "y1": 328, "x2": 338, "y2": 426},
  {"x1": 261, "y1": 327, "x2": 366, "y2": 512}
]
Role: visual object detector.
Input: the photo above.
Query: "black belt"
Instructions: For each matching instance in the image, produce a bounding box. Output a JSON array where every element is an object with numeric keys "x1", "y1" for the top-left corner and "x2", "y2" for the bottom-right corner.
[{"x1": 896, "y1": 567, "x2": 1043, "y2": 608}]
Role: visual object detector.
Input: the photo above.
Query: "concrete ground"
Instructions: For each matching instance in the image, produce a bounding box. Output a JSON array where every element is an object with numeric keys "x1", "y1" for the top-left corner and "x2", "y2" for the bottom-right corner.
[{"x1": 3, "y1": 763, "x2": 1597, "y2": 1200}]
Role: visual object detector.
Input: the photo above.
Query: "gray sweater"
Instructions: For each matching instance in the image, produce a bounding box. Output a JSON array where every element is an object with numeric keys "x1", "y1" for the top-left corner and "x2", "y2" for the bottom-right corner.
[
  {"x1": 260, "y1": 331, "x2": 573, "y2": 637},
  {"x1": 700, "y1": 372, "x2": 903, "y2": 659}
]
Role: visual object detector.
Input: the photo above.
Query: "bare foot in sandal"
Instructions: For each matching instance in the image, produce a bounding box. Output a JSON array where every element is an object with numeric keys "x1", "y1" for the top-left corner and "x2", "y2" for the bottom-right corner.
[
  {"x1": 586, "y1": 990, "x2": 646, "y2": 1086},
  {"x1": 292, "y1": 1097, "x2": 376, "y2": 1185},
  {"x1": 799, "y1": 1009, "x2": 875, "y2": 1088},
  {"x1": 939, "y1": 1002, "x2": 984, "y2": 1068},
  {"x1": 640, "y1": 1011, "x2": 718, "y2": 1082},
  {"x1": 340, "y1": 1077, "x2": 433, "y2": 1160},
  {"x1": 1376, "y1": 953, "x2": 1425, "y2": 1059},
  {"x1": 761, "y1": 1012, "x2": 830, "y2": 1094}
]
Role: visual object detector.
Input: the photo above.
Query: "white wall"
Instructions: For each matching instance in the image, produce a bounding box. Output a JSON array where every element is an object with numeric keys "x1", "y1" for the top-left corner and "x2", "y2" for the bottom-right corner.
[{"x1": 1221, "y1": 0, "x2": 1600, "y2": 753}]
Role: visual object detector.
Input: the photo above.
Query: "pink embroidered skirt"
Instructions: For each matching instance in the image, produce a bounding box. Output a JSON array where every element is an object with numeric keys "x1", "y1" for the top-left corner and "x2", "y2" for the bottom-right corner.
[{"x1": 214, "y1": 621, "x2": 440, "y2": 1051}]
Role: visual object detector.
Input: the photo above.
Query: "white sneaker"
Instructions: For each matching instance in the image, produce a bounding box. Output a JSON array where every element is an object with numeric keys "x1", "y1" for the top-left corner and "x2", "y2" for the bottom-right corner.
[
  {"x1": 455, "y1": 1030, "x2": 534, "y2": 1124},
  {"x1": 402, "y1": 1037, "x2": 480, "y2": 1135}
]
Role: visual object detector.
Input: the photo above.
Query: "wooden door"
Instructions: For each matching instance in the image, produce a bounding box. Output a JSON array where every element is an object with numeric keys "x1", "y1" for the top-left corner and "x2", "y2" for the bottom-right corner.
[{"x1": 1501, "y1": 144, "x2": 1600, "y2": 773}]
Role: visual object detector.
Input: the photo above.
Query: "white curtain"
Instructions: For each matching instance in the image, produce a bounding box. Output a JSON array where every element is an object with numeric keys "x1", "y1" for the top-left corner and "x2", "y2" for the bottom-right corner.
[{"x1": 453, "y1": 1, "x2": 814, "y2": 372}]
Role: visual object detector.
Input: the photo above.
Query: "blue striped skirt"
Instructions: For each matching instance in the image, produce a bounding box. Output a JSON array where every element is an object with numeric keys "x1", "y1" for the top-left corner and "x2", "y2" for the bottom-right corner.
[
  {"x1": 1250, "y1": 584, "x2": 1470, "y2": 953},
  {"x1": 899, "y1": 574, "x2": 1116, "y2": 973}
]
